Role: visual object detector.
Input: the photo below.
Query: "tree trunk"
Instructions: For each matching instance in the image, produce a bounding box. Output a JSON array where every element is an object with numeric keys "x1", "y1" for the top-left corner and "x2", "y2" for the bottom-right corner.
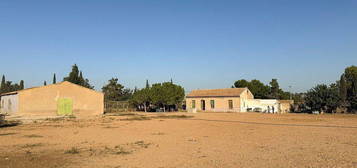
[
  {"x1": 144, "y1": 103, "x2": 147, "y2": 113},
  {"x1": 163, "y1": 105, "x2": 166, "y2": 112}
]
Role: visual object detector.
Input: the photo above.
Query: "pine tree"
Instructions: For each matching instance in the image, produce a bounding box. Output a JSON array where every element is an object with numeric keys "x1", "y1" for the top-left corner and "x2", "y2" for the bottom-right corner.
[
  {"x1": 53, "y1": 73, "x2": 56, "y2": 84},
  {"x1": 44, "y1": 81, "x2": 47, "y2": 86},
  {"x1": 19, "y1": 80, "x2": 24, "y2": 90}
]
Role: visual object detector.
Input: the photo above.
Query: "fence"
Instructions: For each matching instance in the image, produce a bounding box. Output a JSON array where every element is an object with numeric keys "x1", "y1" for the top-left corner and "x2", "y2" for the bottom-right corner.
[{"x1": 104, "y1": 101, "x2": 131, "y2": 113}]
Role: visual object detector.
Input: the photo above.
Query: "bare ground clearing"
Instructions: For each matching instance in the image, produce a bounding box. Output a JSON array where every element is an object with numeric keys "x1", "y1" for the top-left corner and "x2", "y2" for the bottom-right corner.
[{"x1": 1, "y1": 112, "x2": 357, "y2": 168}]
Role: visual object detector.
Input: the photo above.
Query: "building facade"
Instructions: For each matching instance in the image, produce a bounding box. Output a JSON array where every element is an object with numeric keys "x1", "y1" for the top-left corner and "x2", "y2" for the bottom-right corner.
[
  {"x1": 186, "y1": 88, "x2": 293, "y2": 113},
  {"x1": 0, "y1": 81, "x2": 104, "y2": 117}
]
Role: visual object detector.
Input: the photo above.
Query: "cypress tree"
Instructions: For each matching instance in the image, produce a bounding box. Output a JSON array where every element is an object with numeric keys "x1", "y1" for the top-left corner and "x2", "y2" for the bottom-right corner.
[
  {"x1": 1, "y1": 75, "x2": 5, "y2": 93},
  {"x1": 20, "y1": 80, "x2": 24, "y2": 90},
  {"x1": 146, "y1": 80, "x2": 150, "y2": 88},
  {"x1": 53, "y1": 73, "x2": 56, "y2": 84},
  {"x1": 79, "y1": 71, "x2": 84, "y2": 85},
  {"x1": 64, "y1": 64, "x2": 80, "y2": 84},
  {"x1": 63, "y1": 64, "x2": 94, "y2": 89},
  {"x1": 340, "y1": 74, "x2": 347, "y2": 103}
]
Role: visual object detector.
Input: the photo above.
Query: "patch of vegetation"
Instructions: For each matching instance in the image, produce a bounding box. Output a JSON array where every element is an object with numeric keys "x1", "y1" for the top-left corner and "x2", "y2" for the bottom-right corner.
[
  {"x1": 121, "y1": 116, "x2": 151, "y2": 121},
  {"x1": 24, "y1": 134, "x2": 43, "y2": 138},
  {"x1": 65, "y1": 147, "x2": 80, "y2": 154},
  {"x1": 133, "y1": 141, "x2": 151, "y2": 148},
  {"x1": 113, "y1": 145, "x2": 132, "y2": 155},
  {"x1": 154, "y1": 115, "x2": 194, "y2": 119},
  {"x1": 45, "y1": 117, "x2": 65, "y2": 122},
  {"x1": 152, "y1": 132, "x2": 165, "y2": 135},
  {"x1": 0, "y1": 133, "x2": 17, "y2": 136},
  {"x1": 106, "y1": 112, "x2": 139, "y2": 116},
  {"x1": 21, "y1": 143, "x2": 43, "y2": 148},
  {"x1": 45, "y1": 115, "x2": 76, "y2": 122},
  {"x1": 0, "y1": 120, "x2": 22, "y2": 128}
]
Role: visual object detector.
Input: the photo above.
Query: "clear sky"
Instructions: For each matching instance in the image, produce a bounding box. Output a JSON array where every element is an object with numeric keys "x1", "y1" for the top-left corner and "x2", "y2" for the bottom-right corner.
[{"x1": 0, "y1": 0, "x2": 356, "y2": 93}]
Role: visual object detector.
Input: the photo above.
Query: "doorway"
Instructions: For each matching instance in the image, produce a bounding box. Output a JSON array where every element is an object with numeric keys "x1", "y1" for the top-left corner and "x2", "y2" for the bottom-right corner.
[
  {"x1": 57, "y1": 98, "x2": 73, "y2": 116},
  {"x1": 201, "y1": 100, "x2": 206, "y2": 111}
]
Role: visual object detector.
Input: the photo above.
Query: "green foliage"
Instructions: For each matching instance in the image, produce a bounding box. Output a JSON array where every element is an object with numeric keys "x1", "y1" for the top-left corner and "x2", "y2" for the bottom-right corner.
[
  {"x1": 234, "y1": 79, "x2": 270, "y2": 99},
  {"x1": 19, "y1": 80, "x2": 24, "y2": 90},
  {"x1": 341, "y1": 65, "x2": 357, "y2": 111},
  {"x1": 233, "y1": 79, "x2": 292, "y2": 100},
  {"x1": 304, "y1": 84, "x2": 340, "y2": 113},
  {"x1": 102, "y1": 78, "x2": 132, "y2": 101},
  {"x1": 130, "y1": 82, "x2": 185, "y2": 112},
  {"x1": 269, "y1": 79, "x2": 279, "y2": 99},
  {"x1": 146, "y1": 80, "x2": 150, "y2": 88},
  {"x1": 53, "y1": 73, "x2": 57, "y2": 84},
  {"x1": 0, "y1": 75, "x2": 25, "y2": 94},
  {"x1": 63, "y1": 64, "x2": 94, "y2": 89}
]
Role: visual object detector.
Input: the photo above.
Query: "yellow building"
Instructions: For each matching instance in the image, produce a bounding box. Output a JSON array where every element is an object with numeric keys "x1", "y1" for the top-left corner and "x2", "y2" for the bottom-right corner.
[
  {"x1": 186, "y1": 88, "x2": 293, "y2": 113},
  {"x1": 0, "y1": 81, "x2": 104, "y2": 117}
]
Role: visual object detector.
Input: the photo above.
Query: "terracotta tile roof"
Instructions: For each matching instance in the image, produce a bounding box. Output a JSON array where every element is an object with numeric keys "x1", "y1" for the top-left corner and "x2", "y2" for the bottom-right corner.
[{"x1": 186, "y1": 88, "x2": 247, "y2": 98}]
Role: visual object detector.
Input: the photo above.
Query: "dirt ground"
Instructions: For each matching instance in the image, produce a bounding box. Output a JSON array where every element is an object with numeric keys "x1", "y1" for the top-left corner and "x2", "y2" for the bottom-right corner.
[{"x1": 1, "y1": 112, "x2": 357, "y2": 168}]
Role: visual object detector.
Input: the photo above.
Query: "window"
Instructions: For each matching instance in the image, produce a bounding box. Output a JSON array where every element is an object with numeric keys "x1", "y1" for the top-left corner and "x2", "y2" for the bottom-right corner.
[
  {"x1": 192, "y1": 100, "x2": 196, "y2": 108},
  {"x1": 210, "y1": 100, "x2": 215, "y2": 109},
  {"x1": 228, "y1": 100, "x2": 233, "y2": 109}
]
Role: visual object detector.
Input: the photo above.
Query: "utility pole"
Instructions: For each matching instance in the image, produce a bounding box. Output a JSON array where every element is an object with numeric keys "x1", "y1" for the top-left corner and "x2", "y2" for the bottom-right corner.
[{"x1": 289, "y1": 86, "x2": 292, "y2": 100}]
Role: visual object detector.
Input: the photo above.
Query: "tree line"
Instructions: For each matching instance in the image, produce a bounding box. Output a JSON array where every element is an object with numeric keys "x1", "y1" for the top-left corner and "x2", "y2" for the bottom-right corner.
[
  {"x1": 3, "y1": 63, "x2": 355, "y2": 114},
  {"x1": 0, "y1": 76, "x2": 24, "y2": 94},
  {"x1": 130, "y1": 80, "x2": 185, "y2": 112},
  {"x1": 233, "y1": 65, "x2": 357, "y2": 113},
  {"x1": 232, "y1": 78, "x2": 291, "y2": 99},
  {"x1": 301, "y1": 66, "x2": 357, "y2": 113}
]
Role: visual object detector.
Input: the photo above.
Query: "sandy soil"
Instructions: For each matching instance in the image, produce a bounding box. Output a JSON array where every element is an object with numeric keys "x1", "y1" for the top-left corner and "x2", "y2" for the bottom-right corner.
[{"x1": 1, "y1": 112, "x2": 357, "y2": 168}]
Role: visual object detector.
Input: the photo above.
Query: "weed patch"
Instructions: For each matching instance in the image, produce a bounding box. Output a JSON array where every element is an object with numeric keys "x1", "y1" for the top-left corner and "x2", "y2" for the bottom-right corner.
[
  {"x1": 24, "y1": 134, "x2": 43, "y2": 138},
  {"x1": 106, "y1": 113, "x2": 140, "y2": 116},
  {"x1": 154, "y1": 115, "x2": 194, "y2": 119},
  {"x1": 0, "y1": 120, "x2": 22, "y2": 128},
  {"x1": 113, "y1": 145, "x2": 132, "y2": 155},
  {"x1": 65, "y1": 147, "x2": 80, "y2": 154},
  {"x1": 0, "y1": 133, "x2": 17, "y2": 136},
  {"x1": 121, "y1": 116, "x2": 151, "y2": 121},
  {"x1": 21, "y1": 143, "x2": 43, "y2": 148}
]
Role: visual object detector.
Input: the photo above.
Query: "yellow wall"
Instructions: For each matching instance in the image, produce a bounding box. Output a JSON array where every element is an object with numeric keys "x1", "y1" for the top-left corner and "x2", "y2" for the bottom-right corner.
[{"x1": 18, "y1": 82, "x2": 104, "y2": 116}]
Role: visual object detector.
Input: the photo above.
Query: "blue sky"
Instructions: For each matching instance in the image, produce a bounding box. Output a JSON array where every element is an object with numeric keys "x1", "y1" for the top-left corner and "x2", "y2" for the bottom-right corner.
[{"x1": 0, "y1": 0, "x2": 356, "y2": 93}]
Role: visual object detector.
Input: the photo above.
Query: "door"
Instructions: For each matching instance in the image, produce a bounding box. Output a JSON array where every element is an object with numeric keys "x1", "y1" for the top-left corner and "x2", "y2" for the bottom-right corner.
[
  {"x1": 57, "y1": 98, "x2": 73, "y2": 116},
  {"x1": 201, "y1": 100, "x2": 206, "y2": 111}
]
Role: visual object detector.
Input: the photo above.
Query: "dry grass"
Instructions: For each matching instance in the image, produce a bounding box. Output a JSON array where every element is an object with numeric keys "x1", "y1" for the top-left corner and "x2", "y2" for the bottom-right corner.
[
  {"x1": 24, "y1": 134, "x2": 43, "y2": 138},
  {"x1": 2, "y1": 112, "x2": 357, "y2": 168},
  {"x1": 0, "y1": 120, "x2": 22, "y2": 128},
  {"x1": 121, "y1": 116, "x2": 151, "y2": 121},
  {"x1": 153, "y1": 115, "x2": 194, "y2": 119},
  {"x1": 21, "y1": 143, "x2": 43, "y2": 148},
  {"x1": 65, "y1": 147, "x2": 80, "y2": 154},
  {"x1": 0, "y1": 133, "x2": 17, "y2": 136}
]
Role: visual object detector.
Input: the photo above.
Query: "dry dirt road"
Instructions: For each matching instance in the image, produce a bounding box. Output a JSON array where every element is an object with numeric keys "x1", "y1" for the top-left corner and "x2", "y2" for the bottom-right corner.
[{"x1": 1, "y1": 112, "x2": 357, "y2": 168}]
